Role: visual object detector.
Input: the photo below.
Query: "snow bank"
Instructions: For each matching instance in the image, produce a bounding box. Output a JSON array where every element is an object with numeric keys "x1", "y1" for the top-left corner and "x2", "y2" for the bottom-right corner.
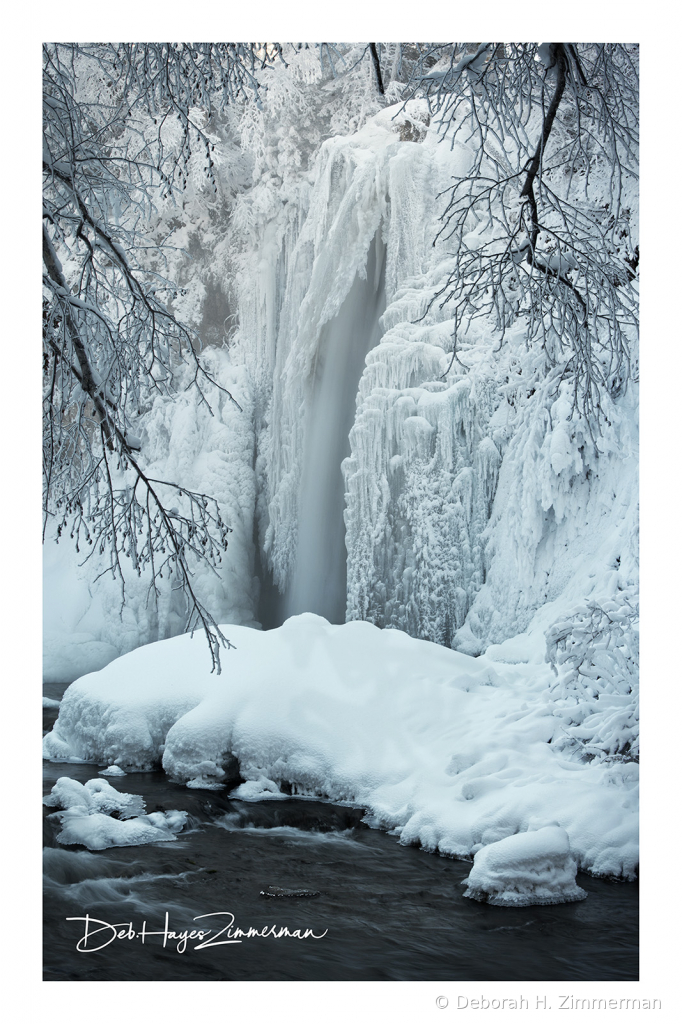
[
  {"x1": 44, "y1": 777, "x2": 187, "y2": 851},
  {"x1": 461, "y1": 826, "x2": 587, "y2": 906},
  {"x1": 44, "y1": 615, "x2": 637, "y2": 878}
]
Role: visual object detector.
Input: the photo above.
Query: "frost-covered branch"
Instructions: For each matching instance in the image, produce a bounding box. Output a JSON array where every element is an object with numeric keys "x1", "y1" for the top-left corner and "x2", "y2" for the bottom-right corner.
[
  {"x1": 42, "y1": 43, "x2": 275, "y2": 668},
  {"x1": 407, "y1": 43, "x2": 639, "y2": 430}
]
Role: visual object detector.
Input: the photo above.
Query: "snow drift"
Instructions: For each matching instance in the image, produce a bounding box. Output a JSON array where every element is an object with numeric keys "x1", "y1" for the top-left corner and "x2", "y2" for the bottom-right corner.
[{"x1": 44, "y1": 615, "x2": 637, "y2": 879}]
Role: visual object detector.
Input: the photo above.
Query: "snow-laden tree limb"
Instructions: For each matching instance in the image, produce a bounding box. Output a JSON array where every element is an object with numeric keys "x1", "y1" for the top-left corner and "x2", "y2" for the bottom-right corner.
[{"x1": 405, "y1": 43, "x2": 639, "y2": 431}]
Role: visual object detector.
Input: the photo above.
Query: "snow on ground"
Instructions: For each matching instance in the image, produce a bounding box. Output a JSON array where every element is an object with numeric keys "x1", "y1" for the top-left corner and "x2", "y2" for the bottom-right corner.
[
  {"x1": 44, "y1": 777, "x2": 188, "y2": 851},
  {"x1": 461, "y1": 825, "x2": 587, "y2": 906},
  {"x1": 44, "y1": 614, "x2": 637, "y2": 879}
]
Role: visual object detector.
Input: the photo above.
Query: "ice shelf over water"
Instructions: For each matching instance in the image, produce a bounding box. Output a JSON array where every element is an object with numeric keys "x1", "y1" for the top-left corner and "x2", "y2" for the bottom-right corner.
[{"x1": 44, "y1": 615, "x2": 637, "y2": 879}]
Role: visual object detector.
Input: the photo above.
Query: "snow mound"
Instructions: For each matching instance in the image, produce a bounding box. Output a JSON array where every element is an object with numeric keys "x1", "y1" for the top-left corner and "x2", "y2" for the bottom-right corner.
[
  {"x1": 44, "y1": 777, "x2": 187, "y2": 851},
  {"x1": 43, "y1": 615, "x2": 637, "y2": 877},
  {"x1": 461, "y1": 826, "x2": 588, "y2": 906},
  {"x1": 230, "y1": 777, "x2": 290, "y2": 801}
]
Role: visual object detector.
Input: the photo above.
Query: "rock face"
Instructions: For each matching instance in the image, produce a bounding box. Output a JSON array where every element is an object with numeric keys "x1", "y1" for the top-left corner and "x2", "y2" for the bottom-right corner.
[{"x1": 461, "y1": 826, "x2": 588, "y2": 907}]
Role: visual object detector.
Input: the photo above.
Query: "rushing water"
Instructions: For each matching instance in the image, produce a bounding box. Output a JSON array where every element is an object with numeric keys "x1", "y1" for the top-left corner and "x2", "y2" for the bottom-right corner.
[{"x1": 43, "y1": 691, "x2": 638, "y2": 983}]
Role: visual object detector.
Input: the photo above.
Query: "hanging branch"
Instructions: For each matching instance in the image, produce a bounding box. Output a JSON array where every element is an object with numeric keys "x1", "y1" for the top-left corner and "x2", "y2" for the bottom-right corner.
[
  {"x1": 405, "y1": 43, "x2": 638, "y2": 428},
  {"x1": 42, "y1": 43, "x2": 281, "y2": 669}
]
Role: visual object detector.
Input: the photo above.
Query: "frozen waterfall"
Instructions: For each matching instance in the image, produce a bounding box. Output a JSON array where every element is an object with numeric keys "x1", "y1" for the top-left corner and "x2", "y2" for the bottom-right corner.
[{"x1": 285, "y1": 234, "x2": 387, "y2": 622}]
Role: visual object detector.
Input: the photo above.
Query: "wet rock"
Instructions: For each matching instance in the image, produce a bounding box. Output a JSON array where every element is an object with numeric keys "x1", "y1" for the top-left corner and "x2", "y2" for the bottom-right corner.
[{"x1": 260, "y1": 886, "x2": 321, "y2": 898}]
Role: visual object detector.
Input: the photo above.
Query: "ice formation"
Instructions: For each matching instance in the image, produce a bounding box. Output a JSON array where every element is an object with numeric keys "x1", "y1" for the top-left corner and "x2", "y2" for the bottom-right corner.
[
  {"x1": 230, "y1": 98, "x2": 638, "y2": 676},
  {"x1": 44, "y1": 777, "x2": 188, "y2": 851},
  {"x1": 461, "y1": 826, "x2": 588, "y2": 907},
  {"x1": 44, "y1": 615, "x2": 638, "y2": 879}
]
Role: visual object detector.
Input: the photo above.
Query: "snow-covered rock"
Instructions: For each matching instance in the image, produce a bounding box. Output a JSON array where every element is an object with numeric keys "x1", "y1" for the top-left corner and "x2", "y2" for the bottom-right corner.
[
  {"x1": 461, "y1": 826, "x2": 588, "y2": 906},
  {"x1": 43, "y1": 615, "x2": 638, "y2": 878},
  {"x1": 53, "y1": 811, "x2": 187, "y2": 851},
  {"x1": 44, "y1": 777, "x2": 145, "y2": 819},
  {"x1": 44, "y1": 777, "x2": 187, "y2": 851}
]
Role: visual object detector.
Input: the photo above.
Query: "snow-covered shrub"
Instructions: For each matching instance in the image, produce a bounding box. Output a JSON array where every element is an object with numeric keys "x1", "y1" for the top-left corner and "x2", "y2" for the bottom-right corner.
[{"x1": 545, "y1": 586, "x2": 639, "y2": 762}]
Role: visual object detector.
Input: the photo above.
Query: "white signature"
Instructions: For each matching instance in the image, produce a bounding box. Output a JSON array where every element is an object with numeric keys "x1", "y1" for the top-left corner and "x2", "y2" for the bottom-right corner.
[{"x1": 67, "y1": 911, "x2": 328, "y2": 953}]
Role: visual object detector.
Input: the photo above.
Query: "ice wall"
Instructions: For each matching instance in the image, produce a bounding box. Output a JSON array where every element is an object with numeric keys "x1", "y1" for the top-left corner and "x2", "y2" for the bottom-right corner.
[
  {"x1": 235, "y1": 102, "x2": 508, "y2": 639},
  {"x1": 235, "y1": 107, "x2": 431, "y2": 601}
]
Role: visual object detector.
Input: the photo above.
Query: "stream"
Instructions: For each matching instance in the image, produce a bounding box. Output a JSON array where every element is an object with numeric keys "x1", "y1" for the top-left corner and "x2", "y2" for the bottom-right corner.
[{"x1": 43, "y1": 688, "x2": 638, "y2": 983}]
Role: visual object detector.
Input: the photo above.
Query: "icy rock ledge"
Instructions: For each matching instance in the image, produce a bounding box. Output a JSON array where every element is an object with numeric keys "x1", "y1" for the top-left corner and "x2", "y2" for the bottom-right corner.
[
  {"x1": 462, "y1": 826, "x2": 588, "y2": 907},
  {"x1": 44, "y1": 777, "x2": 188, "y2": 851}
]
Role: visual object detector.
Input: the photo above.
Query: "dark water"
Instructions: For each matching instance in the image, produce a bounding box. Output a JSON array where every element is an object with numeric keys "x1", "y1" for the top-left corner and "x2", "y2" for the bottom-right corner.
[{"x1": 43, "y1": 695, "x2": 638, "y2": 982}]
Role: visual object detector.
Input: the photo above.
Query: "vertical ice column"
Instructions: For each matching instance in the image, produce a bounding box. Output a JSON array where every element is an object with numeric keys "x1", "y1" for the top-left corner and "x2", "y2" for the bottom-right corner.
[{"x1": 286, "y1": 234, "x2": 387, "y2": 623}]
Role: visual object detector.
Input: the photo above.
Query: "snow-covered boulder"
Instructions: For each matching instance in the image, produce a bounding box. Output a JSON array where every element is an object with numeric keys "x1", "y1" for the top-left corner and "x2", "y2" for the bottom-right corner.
[
  {"x1": 44, "y1": 777, "x2": 145, "y2": 819},
  {"x1": 462, "y1": 826, "x2": 588, "y2": 906}
]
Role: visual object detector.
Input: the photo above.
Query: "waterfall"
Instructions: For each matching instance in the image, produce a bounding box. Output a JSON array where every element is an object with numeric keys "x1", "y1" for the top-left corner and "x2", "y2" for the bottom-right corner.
[{"x1": 285, "y1": 233, "x2": 387, "y2": 623}]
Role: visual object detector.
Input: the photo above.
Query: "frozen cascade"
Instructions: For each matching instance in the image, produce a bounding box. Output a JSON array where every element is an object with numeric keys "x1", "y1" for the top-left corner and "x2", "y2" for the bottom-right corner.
[
  {"x1": 286, "y1": 234, "x2": 387, "y2": 622},
  {"x1": 240, "y1": 106, "x2": 529, "y2": 643}
]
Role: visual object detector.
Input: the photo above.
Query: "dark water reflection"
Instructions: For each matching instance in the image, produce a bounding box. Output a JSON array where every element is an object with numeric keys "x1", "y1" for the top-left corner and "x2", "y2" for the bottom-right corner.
[{"x1": 43, "y1": 699, "x2": 638, "y2": 982}]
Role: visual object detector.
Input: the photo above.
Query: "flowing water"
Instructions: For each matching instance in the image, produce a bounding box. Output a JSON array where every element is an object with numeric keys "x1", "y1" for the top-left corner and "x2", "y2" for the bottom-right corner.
[
  {"x1": 43, "y1": 690, "x2": 638, "y2": 983},
  {"x1": 285, "y1": 233, "x2": 387, "y2": 624}
]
